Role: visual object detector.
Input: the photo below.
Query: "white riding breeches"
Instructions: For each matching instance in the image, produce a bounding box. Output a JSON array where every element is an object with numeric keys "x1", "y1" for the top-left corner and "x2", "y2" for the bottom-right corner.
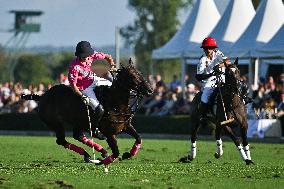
[
  {"x1": 201, "y1": 84, "x2": 215, "y2": 103},
  {"x1": 201, "y1": 67, "x2": 225, "y2": 104},
  {"x1": 81, "y1": 75, "x2": 112, "y2": 110}
]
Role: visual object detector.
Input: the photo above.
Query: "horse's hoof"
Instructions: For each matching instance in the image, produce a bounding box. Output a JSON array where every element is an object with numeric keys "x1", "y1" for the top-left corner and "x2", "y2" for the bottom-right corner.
[
  {"x1": 188, "y1": 155, "x2": 194, "y2": 161},
  {"x1": 179, "y1": 156, "x2": 191, "y2": 163},
  {"x1": 84, "y1": 154, "x2": 92, "y2": 163},
  {"x1": 101, "y1": 152, "x2": 109, "y2": 158},
  {"x1": 245, "y1": 159, "x2": 254, "y2": 165},
  {"x1": 214, "y1": 152, "x2": 221, "y2": 159},
  {"x1": 122, "y1": 152, "x2": 132, "y2": 160}
]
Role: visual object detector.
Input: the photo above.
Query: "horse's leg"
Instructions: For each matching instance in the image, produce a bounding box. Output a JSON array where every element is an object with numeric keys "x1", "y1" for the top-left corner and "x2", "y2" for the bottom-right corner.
[
  {"x1": 240, "y1": 124, "x2": 253, "y2": 164},
  {"x1": 100, "y1": 135, "x2": 119, "y2": 165},
  {"x1": 214, "y1": 124, "x2": 223, "y2": 158},
  {"x1": 72, "y1": 127, "x2": 108, "y2": 158},
  {"x1": 51, "y1": 123, "x2": 90, "y2": 162},
  {"x1": 224, "y1": 125, "x2": 248, "y2": 163},
  {"x1": 188, "y1": 120, "x2": 199, "y2": 161},
  {"x1": 122, "y1": 125, "x2": 142, "y2": 159}
]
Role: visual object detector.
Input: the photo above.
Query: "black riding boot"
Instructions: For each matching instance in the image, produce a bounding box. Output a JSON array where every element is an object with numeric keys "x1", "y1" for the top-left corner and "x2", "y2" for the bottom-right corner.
[
  {"x1": 240, "y1": 81, "x2": 253, "y2": 104},
  {"x1": 93, "y1": 104, "x2": 106, "y2": 140},
  {"x1": 199, "y1": 102, "x2": 208, "y2": 125},
  {"x1": 243, "y1": 95, "x2": 253, "y2": 104}
]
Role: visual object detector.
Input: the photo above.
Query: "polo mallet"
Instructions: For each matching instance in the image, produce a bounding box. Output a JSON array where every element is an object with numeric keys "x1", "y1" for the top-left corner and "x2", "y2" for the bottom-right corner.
[
  {"x1": 85, "y1": 104, "x2": 101, "y2": 164},
  {"x1": 215, "y1": 69, "x2": 234, "y2": 125},
  {"x1": 86, "y1": 102, "x2": 109, "y2": 172}
]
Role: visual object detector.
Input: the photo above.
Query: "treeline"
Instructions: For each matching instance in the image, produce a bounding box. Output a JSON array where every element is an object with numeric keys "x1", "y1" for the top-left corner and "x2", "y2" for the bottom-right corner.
[
  {"x1": 0, "y1": 47, "x2": 73, "y2": 86},
  {"x1": 0, "y1": 47, "x2": 133, "y2": 86}
]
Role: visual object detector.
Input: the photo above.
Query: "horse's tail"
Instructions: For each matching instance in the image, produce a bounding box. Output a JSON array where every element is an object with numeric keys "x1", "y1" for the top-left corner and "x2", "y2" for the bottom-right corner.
[{"x1": 21, "y1": 94, "x2": 41, "y2": 101}]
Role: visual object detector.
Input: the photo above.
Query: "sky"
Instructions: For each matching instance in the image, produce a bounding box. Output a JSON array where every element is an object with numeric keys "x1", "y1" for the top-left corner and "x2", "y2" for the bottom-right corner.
[{"x1": 0, "y1": 0, "x2": 227, "y2": 48}]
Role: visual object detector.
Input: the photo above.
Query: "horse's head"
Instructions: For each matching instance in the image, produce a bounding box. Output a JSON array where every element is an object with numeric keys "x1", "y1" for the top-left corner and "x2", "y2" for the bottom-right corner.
[
  {"x1": 224, "y1": 57, "x2": 241, "y2": 93},
  {"x1": 116, "y1": 59, "x2": 153, "y2": 97}
]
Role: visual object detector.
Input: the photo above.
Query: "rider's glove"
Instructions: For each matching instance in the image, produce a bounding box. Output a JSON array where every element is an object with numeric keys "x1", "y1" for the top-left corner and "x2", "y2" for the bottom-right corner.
[
  {"x1": 212, "y1": 65, "x2": 221, "y2": 76},
  {"x1": 110, "y1": 64, "x2": 118, "y2": 72},
  {"x1": 82, "y1": 95, "x2": 90, "y2": 105}
]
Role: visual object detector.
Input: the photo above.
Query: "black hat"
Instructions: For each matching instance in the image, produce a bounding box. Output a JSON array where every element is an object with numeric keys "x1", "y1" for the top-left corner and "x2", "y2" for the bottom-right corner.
[{"x1": 75, "y1": 41, "x2": 94, "y2": 58}]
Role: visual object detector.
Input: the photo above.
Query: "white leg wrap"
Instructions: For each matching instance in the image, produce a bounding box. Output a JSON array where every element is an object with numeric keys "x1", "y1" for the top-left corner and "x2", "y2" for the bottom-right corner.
[
  {"x1": 189, "y1": 142, "x2": 197, "y2": 159},
  {"x1": 216, "y1": 139, "x2": 223, "y2": 156},
  {"x1": 244, "y1": 145, "x2": 251, "y2": 160},
  {"x1": 237, "y1": 145, "x2": 248, "y2": 161}
]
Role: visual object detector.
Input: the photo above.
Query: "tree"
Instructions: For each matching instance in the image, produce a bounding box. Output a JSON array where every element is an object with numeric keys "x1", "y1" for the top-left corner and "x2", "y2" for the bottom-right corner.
[
  {"x1": 45, "y1": 52, "x2": 73, "y2": 80},
  {"x1": 121, "y1": 0, "x2": 191, "y2": 76},
  {"x1": 14, "y1": 54, "x2": 53, "y2": 86},
  {"x1": 0, "y1": 45, "x2": 9, "y2": 82}
]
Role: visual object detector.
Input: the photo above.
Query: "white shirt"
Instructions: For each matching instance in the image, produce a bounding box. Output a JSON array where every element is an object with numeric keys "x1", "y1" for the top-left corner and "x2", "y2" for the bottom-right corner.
[{"x1": 197, "y1": 50, "x2": 226, "y2": 87}]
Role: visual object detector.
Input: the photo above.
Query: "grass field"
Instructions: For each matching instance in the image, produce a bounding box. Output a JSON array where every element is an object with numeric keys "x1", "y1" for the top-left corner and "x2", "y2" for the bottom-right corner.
[{"x1": 0, "y1": 136, "x2": 283, "y2": 189}]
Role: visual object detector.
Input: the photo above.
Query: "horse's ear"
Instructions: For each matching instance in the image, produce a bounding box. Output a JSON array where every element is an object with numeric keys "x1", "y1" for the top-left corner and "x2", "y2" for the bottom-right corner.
[{"x1": 234, "y1": 57, "x2": 239, "y2": 66}]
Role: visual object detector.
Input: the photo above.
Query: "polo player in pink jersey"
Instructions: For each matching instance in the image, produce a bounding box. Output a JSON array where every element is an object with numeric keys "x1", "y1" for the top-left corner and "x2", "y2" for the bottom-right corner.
[{"x1": 68, "y1": 41, "x2": 115, "y2": 140}]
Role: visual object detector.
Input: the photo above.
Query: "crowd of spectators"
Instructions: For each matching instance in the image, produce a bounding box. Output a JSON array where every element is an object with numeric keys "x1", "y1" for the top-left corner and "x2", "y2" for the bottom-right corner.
[
  {"x1": 248, "y1": 74, "x2": 284, "y2": 119},
  {"x1": 0, "y1": 73, "x2": 68, "y2": 114},
  {"x1": 0, "y1": 72, "x2": 283, "y2": 120},
  {"x1": 141, "y1": 73, "x2": 284, "y2": 120}
]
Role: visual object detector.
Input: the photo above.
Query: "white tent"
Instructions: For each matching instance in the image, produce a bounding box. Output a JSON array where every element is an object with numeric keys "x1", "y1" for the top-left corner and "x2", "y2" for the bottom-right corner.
[
  {"x1": 152, "y1": 0, "x2": 220, "y2": 59},
  {"x1": 229, "y1": 0, "x2": 284, "y2": 88},
  {"x1": 229, "y1": 0, "x2": 284, "y2": 58},
  {"x1": 206, "y1": 0, "x2": 255, "y2": 56},
  {"x1": 251, "y1": 24, "x2": 284, "y2": 79},
  {"x1": 184, "y1": 0, "x2": 255, "y2": 59},
  {"x1": 252, "y1": 24, "x2": 284, "y2": 58}
]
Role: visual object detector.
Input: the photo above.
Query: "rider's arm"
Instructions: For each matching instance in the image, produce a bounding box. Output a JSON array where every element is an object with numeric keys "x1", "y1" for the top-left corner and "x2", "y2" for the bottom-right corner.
[
  {"x1": 195, "y1": 73, "x2": 213, "y2": 81},
  {"x1": 70, "y1": 83, "x2": 83, "y2": 96},
  {"x1": 196, "y1": 57, "x2": 215, "y2": 81},
  {"x1": 104, "y1": 54, "x2": 115, "y2": 67},
  {"x1": 68, "y1": 65, "x2": 83, "y2": 96}
]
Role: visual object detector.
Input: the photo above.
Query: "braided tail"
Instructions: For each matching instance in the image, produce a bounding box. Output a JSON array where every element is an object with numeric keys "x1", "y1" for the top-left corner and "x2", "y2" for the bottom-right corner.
[{"x1": 21, "y1": 94, "x2": 41, "y2": 101}]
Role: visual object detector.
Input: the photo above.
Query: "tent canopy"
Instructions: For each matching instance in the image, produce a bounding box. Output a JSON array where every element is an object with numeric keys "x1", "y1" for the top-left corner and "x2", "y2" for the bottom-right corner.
[
  {"x1": 184, "y1": 0, "x2": 255, "y2": 58},
  {"x1": 229, "y1": 0, "x2": 284, "y2": 58},
  {"x1": 152, "y1": 0, "x2": 220, "y2": 60},
  {"x1": 252, "y1": 24, "x2": 284, "y2": 58}
]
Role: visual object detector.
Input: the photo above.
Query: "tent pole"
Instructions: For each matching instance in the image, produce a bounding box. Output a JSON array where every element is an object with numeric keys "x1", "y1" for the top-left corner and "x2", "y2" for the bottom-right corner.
[
  {"x1": 254, "y1": 58, "x2": 259, "y2": 88},
  {"x1": 181, "y1": 58, "x2": 186, "y2": 99},
  {"x1": 248, "y1": 58, "x2": 254, "y2": 95}
]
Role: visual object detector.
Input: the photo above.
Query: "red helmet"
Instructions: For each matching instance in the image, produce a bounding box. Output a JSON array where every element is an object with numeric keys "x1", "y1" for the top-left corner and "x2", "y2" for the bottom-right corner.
[{"x1": 200, "y1": 37, "x2": 218, "y2": 48}]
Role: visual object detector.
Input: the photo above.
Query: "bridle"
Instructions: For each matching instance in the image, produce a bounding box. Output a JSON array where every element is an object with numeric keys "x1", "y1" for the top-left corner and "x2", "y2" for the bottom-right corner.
[{"x1": 105, "y1": 68, "x2": 150, "y2": 124}]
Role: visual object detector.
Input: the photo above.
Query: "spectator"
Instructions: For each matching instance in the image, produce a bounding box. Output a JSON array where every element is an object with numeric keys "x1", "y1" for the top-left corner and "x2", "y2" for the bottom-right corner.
[
  {"x1": 58, "y1": 73, "x2": 70, "y2": 85},
  {"x1": 151, "y1": 92, "x2": 177, "y2": 116},
  {"x1": 169, "y1": 74, "x2": 181, "y2": 91},
  {"x1": 155, "y1": 74, "x2": 166, "y2": 89}
]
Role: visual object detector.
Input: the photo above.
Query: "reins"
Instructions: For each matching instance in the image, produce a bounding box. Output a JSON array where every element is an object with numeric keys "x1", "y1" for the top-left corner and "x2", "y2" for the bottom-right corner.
[{"x1": 102, "y1": 68, "x2": 146, "y2": 125}]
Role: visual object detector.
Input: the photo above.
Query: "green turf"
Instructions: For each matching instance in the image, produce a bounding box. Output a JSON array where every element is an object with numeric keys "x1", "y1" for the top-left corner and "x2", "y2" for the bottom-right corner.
[{"x1": 0, "y1": 136, "x2": 283, "y2": 189}]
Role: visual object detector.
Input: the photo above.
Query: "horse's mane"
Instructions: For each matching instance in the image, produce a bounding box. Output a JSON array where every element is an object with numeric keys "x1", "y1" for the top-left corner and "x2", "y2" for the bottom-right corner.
[{"x1": 95, "y1": 64, "x2": 148, "y2": 112}]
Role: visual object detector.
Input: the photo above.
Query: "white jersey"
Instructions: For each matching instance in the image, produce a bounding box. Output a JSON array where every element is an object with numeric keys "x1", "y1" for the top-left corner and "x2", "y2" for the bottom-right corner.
[{"x1": 197, "y1": 50, "x2": 226, "y2": 88}]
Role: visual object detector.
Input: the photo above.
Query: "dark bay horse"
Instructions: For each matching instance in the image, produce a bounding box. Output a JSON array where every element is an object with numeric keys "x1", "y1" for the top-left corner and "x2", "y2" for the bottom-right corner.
[
  {"x1": 181, "y1": 58, "x2": 254, "y2": 165},
  {"x1": 22, "y1": 59, "x2": 153, "y2": 166}
]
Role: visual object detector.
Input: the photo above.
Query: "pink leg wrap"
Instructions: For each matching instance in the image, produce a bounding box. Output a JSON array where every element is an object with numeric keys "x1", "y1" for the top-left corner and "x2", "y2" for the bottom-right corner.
[
  {"x1": 130, "y1": 140, "x2": 142, "y2": 156},
  {"x1": 102, "y1": 154, "x2": 116, "y2": 165},
  {"x1": 82, "y1": 136, "x2": 103, "y2": 151},
  {"x1": 64, "y1": 143, "x2": 85, "y2": 155}
]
